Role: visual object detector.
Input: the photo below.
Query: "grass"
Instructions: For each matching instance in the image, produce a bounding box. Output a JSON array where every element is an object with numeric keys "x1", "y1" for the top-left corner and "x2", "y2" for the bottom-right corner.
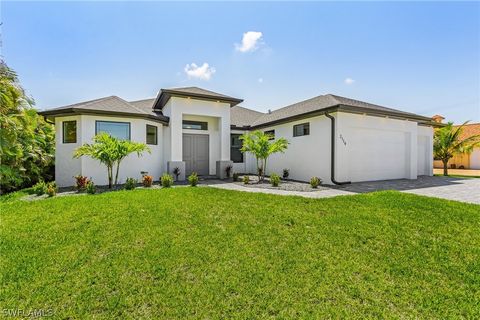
[{"x1": 1, "y1": 188, "x2": 479, "y2": 318}]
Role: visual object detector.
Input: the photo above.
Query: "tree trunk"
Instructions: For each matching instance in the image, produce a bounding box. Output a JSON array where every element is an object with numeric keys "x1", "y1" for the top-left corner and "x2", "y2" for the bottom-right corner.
[
  {"x1": 114, "y1": 161, "x2": 120, "y2": 185},
  {"x1": 442, "y1": 159, "x2": 449, "y2": 176},
  {"x1": 107, "y1": 165, "x2": 113, "y2": 188},
  {"x1": 263, "y1": 159, "x2": 267, "y2": 182},
  {"x1": 256, "y1": 158, "x2": 261, "y2": 183}
]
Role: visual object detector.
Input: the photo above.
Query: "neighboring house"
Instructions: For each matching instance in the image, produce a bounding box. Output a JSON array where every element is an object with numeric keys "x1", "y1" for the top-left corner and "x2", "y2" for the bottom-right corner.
[
  {"x1": 39, "y1": 87, "x2": 436, "y2": 187},
  {"x1": 432, "y1": 119, "x2": 480, "y2": 170}
]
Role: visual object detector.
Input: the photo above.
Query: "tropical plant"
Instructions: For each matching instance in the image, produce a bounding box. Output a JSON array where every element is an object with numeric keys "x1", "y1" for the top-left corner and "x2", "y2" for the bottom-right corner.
[
  {"x1": 0, "y1": 61, "x2": 55, "y2": 193},
  {"x1": 310, "y1": 177, "x2": 321, "y2": 188},
  {"x1": 240, "y1": 131, "x2": 288, "y2": 182},
  {"x1": 74, "y1": 175, "x2": 89, "y2": 190},
  {"x1": 188, "y1": 172, "x2": 199, "y2": 186},
  {"x1": 173, "y1": 167, "x2": 181, "y2": 181},
  {"x1": 74, "y1": 133, "x2": 150, "y2": 188},
  {"x1": 161, "y1": 173, "x2": 174, "y2": 188},
  {"x1": 124, "y1": 177, "x2": 137, "y2": 190},
  {"x1": 243, "y1": 175, "x2": 250, "y2": 184},
  {"x1": 142, "y1": 175, "x2": 153, "y2": 187},
  {"x1": 282, "y1": 169, "x2": 290, "y2": 180},
  {"x1": 46, "y1": 182, "x2": 57, "y2": 197},
  {"x1": 233, "y1": 172, "x2": 240, "y2": 182},
  {"x1": 225, "y1": 165, "x2": 233, "y2": 178},
  {"x1": 86, "y1": 181, "x2": 96, "y2": 194},
  {"x1": 32, "y1": 181, "x2": 47, "y2": 196},
  {"x1": 270, "y1": 173, "x2": 280, "y2": 187},
  {"x1": 434, "y1": 121, "x2": 480, "y2": 176}
]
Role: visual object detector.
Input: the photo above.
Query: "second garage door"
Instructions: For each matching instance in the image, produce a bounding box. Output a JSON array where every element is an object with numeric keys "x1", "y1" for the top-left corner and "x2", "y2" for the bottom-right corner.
[{"x1": 347, "y1": 128, "x2": 408, "y2": 182}]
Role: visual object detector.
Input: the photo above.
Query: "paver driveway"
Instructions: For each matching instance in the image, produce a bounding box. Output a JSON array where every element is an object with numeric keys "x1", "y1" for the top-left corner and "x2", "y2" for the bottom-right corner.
[{"x1": 207, "y1": 176, "x2": 480, "y2": 205}]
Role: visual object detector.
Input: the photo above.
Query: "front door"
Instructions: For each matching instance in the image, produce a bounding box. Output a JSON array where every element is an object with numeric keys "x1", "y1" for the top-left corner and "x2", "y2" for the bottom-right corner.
[{"x1": 183, "y1": 134, "x2": 209, "y2": 175}]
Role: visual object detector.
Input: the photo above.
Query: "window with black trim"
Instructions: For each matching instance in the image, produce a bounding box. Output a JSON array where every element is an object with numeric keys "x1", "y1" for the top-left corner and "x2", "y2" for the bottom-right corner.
[
  {"x1": 264, "y1": 130, "x2": 275, "y2": 140},
  {"x1": 293, "y1": 123, "x2": 310, "y2": 137},
  {"x1": 231, "y1": 134, "x2": 243, "y2": 163},
  {"x1": 63, "y1": 121, "x2": 77, "y2": 143},
  {"x1": 96, "y1": 121, "x2": 130, "y2": 140},
  {"x1": 182, "y1": 120, "x2": 208, "y2": 130},
  {"x1": 146, "y1": 125, "x2": 157, "y2": 145}
]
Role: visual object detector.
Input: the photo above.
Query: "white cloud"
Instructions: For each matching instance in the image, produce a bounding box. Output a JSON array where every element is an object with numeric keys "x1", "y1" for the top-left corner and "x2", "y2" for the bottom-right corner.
[
  {"x1": 258, "y1": 77, "x2": 263, "y2": 83},
  {"x1": 184, "y1": 63, "x2": 216, "y2": 80},
  {"x1": 235, "y1": 31, "x2": 263, "y2": 53},
  {"x1": 344, "y1": 78, "x2": 355, "y2": 85}
]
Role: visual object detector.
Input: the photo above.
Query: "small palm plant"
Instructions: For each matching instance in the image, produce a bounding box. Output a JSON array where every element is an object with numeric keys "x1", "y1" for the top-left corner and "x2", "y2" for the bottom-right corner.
[
  {"x1": 74, "y1": 133, "x2": 150, "y2": 188},
  {"x1": 240, "y1": 131, "x2": 288, "y2": 182},
  {"x1": 434, "y1": 122, "x2": 480, "y2": 176}
]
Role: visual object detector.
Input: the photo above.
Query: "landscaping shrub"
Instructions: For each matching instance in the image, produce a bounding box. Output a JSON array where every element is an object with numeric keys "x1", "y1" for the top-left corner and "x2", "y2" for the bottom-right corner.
[
  {"x1": 283, "y1": 169, "x2": 290, "y2": 180},
  {"x1": 32, "y1": 181, "x2": 47, "y2": 196},
  {"x1": 310, "y1": 177, "x2": 321, "y2": 188},
  {"x1": 46, "y1": 182, "x2": 57, "y2": 197},
  {"x1": 173, "y1": 167, "x2": 181, "y2": 181},
  {"x1": 225, "y1": 165, "x2": 233, "y2": 178},
  {"x1": 86, "y1": 181, "x2": 96, "y2": 194},
  {"x1": 270, "y1": 173, "x2": 280, "y2": 187},
  {"x1": 125, "y1": 178, "x2": 137, "y2": 190},
  {"x1": 188, "y1": 172, "x2": 199, "y2": 187},
  {"x1": 161, "y1": 174, "x2": 174, "y2": 188},
  {"x1": 74, "y1": 175, "x2": 89, "y2": 190},
  {"x1": 243, "y1": 175, "x2": 250, "y2": 184},
  {"x1": 142, "y1": 175, "x2": 153, "y2": 187},
  {"x1": 233, "y1": 173, "x2": 240, "y2": 182}
]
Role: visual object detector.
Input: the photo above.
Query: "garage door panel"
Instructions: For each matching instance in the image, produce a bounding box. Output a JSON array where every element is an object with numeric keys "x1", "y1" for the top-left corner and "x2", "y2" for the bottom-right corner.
[{"x1": 348, "y1": 128, "x2": 407, "y2": 182}]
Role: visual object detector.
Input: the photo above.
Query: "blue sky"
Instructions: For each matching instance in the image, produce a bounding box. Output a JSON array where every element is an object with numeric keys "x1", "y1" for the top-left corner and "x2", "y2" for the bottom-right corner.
[{"x1": 2, "y1": 1, "x2": 479, "y2": 123}]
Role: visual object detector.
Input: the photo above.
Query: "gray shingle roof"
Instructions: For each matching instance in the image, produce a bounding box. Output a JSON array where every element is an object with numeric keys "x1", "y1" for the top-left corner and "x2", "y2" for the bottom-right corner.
[
  {"x1": 164, "y1": 87, "x2": 239, "y2": 100},
  {"x1": 247, "y1": 94, "x2": 432, "y2": 127},
  {"x1": 155, "y1": 86, "x2": 243, "y2": 109},
  {"x1": 39, "y1": 96, "x2": 169, "y2": 123},
  {"x1": 230, "y1": 106, "x2": 264, "y2": 128}
]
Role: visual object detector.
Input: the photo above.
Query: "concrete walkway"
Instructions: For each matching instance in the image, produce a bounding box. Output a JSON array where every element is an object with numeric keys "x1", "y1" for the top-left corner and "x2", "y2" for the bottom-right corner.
[{"x1": 206, "y1": 176, "x2": 480, "y2": 205}]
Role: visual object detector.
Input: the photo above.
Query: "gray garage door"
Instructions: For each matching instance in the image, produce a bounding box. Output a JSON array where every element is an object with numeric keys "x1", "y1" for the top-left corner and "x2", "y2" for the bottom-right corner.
[{"x1": 183, "y1": 134, "x2": 209, "y2": 175}]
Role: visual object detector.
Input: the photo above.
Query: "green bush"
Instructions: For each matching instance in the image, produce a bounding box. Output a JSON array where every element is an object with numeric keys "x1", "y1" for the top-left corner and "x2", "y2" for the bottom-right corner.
[
  {"x1": 243, "y1": 175, "x2": 250, "y2": 184},
  {"x1": 270, "y1": 173, "x2": 280, "y2": 187},
  {"x1": 188, "y1": 172, "x2": 199, "y2": 187},
  {"x1": 46, "y1": 182, "x2": 57, "y2": 197},
  {"x1": 161, "y1": 174, "x2": 174, "y2": 188},
  {"x1": 282, "y1": 169, "x2": 290, "y2": 180},
  {"x1": 32, "y1": 181, "x2": 47, "y2": 196},
  {"x1": 86, "y1": 181, "x2": 96, "y2": 194},
  {"x1": 233, "y1": 172, "x2": 240, "y2": 182},
  {"x1": 125, "y1": 178, "x2": 137, "y2": 190},
  {"x1": 310, "y1": 177, "x2": 322, "y2": 188}
]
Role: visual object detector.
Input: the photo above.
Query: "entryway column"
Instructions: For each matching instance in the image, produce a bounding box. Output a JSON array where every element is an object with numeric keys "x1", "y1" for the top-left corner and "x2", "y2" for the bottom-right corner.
[{"x1": 216, "y1": 115, "x2": 233, "y2": 179}]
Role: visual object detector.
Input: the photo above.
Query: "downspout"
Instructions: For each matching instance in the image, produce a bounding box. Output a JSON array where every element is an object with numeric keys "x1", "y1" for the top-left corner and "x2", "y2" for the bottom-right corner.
[{"x1": 325, "y1": 111, "x2": 351, "y2": 185}]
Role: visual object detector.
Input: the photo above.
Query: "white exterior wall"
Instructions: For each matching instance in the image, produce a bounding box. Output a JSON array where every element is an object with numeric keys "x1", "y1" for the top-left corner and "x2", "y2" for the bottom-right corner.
[
  {"x1": 54, "y1": 116, "x2": 82, "y2": 187},
  {"x1": 54, "y1": 115, "x2": 164, "y2": 187},
  {"x1": 243, "y1": 116, "x2": 332, "y2": 183},
  {"x1": 162, "y1": 97, "x2": 231, "y2": 175},
  {"x1": 239, "y1": 112, "x2": 433, "y2": 184}
]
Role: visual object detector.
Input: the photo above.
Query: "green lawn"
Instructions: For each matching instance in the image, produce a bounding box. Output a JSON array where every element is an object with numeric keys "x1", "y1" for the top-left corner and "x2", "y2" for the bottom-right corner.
[{"x1": 1, "y1": 188, "x2": 479, "y2": 318}]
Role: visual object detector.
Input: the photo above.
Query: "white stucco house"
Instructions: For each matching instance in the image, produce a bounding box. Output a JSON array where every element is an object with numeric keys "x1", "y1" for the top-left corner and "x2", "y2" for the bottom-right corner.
[{"x1": 39, "y1": 87, "x2": 436, "y2": 187}]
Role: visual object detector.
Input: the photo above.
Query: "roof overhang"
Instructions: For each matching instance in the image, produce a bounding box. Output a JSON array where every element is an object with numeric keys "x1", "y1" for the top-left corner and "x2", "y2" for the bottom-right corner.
[
  {"x1": 153, "y1": 89, "x2": 243, "y2": 110},
  {"x1": 246, "y1": 105, "x2": 441, "y2": 130},
  {"x1": 38, "y1": 108, "x2": 170, "y2": 125}
]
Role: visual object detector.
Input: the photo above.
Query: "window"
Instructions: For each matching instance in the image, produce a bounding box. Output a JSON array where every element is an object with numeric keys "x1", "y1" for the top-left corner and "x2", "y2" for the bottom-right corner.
[
  {"x1": 264, "y1": 130, "x2": 275, "y2": 140},
  {"x1": 293, "y1": 123, "x2": 310, "y2": 137},
  {"x1": 183, "y1": 120, "x2": 208, "y2": 130},
  {"x1": 96, "y1": 121, "x2": 130, "y2": 140},
  {"x1": 62, "y1": 121, "x2": 77, "y2": 143},
  {"x1": 146, "y1": 125, "x2": 157, "y2": 145},
  {"x1": 231, "y1": 134, "x2": 243, "y2": 163}
]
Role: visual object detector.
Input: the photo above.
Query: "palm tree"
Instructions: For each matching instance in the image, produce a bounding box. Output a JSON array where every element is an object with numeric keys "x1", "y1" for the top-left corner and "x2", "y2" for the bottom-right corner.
[
  {"x1": 434, "y1": 121, "x2": 480, "y2": 176},
  {"x1": 74, "y1": 133, "x2": 150, "y2": 188},
  {"x1": 240, "y1": 131, "x2": 288, "y2": 182}
]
